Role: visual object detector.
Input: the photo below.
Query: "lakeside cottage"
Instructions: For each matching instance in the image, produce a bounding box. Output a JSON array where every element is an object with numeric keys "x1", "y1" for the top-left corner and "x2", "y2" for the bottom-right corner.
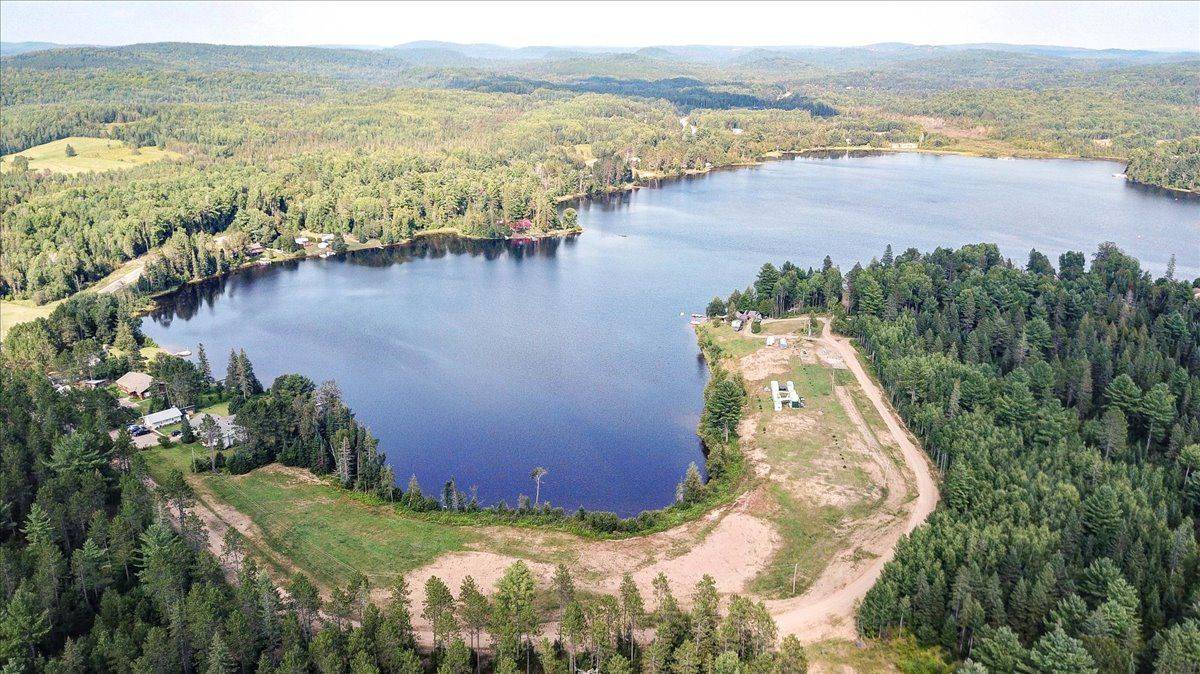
[
  {"x1": 294, "y1": 236, "x2": 310, "y2": 245},
  {"x1": 143, "y1": 406, "x2": 183, "y2": 430},
  {"x1": 115, "y1": 371, "x2": 154, "y2": 399},
  {"x1": 192, "y1": 412, "x2": 246, "y2": 448}
]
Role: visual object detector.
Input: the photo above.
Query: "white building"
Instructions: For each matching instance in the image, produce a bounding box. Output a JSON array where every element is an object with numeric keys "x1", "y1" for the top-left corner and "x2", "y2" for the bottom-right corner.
[
  {"x1": 144, "y1": 406, "x2": 183, "y2": 430},
  {"x1": 294, "y1": 236, "x2": 310, "y2": 245},
  {"x1": 193, "y1": 413, "x2": 246, "y2": 448}
]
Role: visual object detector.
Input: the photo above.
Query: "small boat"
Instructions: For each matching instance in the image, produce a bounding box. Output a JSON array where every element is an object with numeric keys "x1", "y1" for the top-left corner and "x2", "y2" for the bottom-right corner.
[
  {"x1": 320, "y1": 251, "x2": 334, "y2": 258},
  {"x1": 176, "y1": 350, "x2": 191, "y2": 357}
]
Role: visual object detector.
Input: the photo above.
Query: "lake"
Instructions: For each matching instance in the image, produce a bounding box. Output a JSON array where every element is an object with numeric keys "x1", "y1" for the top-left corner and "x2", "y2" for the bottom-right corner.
[{"x1": 144, "y1": 152, "x2": 1200, "y2": 515}]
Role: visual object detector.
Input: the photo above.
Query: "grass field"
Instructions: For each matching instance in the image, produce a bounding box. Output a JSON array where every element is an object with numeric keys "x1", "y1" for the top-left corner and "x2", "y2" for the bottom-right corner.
[
  {"x1": 807, "y1": 637, "x2": 952, "y2": 673},
  {"x1": 144, "y1": 438, "x2": 472, "y2": 589},
  {"x1": 0, "y1": 299, "x2": 60, "y2": 340},
  {"x1": 0, "y1": 136, "x2": 180, "y2": 174}
]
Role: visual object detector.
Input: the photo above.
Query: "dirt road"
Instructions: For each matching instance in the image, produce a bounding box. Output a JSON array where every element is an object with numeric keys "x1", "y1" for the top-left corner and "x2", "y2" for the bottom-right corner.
[{"x1": 763, "y1": 319, "x2": 938, "y2": 641}]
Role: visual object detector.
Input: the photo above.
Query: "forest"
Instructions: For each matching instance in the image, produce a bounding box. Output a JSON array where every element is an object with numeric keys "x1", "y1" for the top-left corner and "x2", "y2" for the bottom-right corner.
[
  {"x1": 1125, "y1": 138, "x2": 1200, "y2": 193},
  {"x1": 720, "y1": 243, "x2": 1200, "y2": 672}
]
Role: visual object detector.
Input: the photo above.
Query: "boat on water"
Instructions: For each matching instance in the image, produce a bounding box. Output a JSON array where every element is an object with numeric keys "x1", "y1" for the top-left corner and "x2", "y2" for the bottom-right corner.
[{"x1": 175, "y1": 350, "x2": 191, "y2": 357}]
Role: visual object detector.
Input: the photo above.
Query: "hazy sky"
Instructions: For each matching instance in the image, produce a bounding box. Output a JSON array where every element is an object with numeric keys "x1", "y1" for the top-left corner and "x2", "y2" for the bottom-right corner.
[{"x1": 2, "y1": 1, "x2": 1197, "y2": 51}]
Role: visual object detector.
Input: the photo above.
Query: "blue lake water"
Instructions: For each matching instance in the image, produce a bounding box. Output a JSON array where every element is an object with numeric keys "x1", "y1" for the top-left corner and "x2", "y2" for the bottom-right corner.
[{"x1": 144, "y1": 152, "x2": 1200, "y2": 514}]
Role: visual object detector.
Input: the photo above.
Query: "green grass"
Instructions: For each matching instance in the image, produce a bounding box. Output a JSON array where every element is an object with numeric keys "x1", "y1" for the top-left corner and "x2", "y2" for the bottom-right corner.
[
  {"x1": 203, "y1": 468, "x2": 471, "y2": 588},
  {"x1": 0, "y1": 299, "x2": 59, "y2": 340},
  {"x1": 750, "y1": 361, "x2": 890, "y2": 597},
  {"x1": 0, "y1": 136, "x2": 180, "y2": 174},
  {"x1": 698, "y1": 322, "x2": 761, "y2": 360},
  {"x1": 808, "y1": 636, "x2": 953, "y2": 673},
  {"x1": 198, "y1": 399, "x2": 230, "y2": 416}
]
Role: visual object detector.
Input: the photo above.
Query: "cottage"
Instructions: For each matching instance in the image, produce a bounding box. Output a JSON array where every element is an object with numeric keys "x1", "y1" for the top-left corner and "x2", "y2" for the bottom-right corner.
[
  {"x1": 143, "y1": 406, "x2": 183, "y2": 430},
  {"x1": 115, "y1": 371, "x2": 154, "y2": 399},
  {"x1": 77, "y1": 378, "x2": 109, "y2": 390},
  {"x1": 192, "y1": 413, "x2": 246, "y2": 449},
  {"x1": 294, "y1": 236, "x2": 310, "y2": 245},
  {"x1": 320, "y1": 234, "x2": 336, "y2": 242},
  {"x1": 245, "y1": 243, "x2": 265, "y2": 255}
]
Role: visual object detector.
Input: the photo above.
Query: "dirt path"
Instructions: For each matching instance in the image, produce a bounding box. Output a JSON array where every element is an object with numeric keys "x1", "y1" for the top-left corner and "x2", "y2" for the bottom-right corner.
[
  {"x1": 762, "y1": 320, "x2": 938, "y2": 641},
  {"x1": 96, "y1": 263, "x2": 144, "y2": 294}
]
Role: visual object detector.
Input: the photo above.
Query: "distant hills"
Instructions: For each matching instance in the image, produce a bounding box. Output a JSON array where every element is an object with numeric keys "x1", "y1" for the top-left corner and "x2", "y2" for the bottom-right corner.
[
  {"x1": 0, "y1": 40, "x2": 91, "y2": 56},
  {"x1": 5, "y1": 39, "x2": 1195, "y2": 65}
]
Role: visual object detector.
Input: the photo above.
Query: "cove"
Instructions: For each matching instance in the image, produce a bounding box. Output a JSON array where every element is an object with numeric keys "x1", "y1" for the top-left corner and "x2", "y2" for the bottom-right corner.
[{"x1": 143, "y1": 152, "x2": 1200, "y2": 515}]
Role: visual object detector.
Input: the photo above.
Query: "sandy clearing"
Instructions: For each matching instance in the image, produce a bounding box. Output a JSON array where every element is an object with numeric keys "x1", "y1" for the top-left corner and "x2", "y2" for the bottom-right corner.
[{"x1": 765, "y1": 320, "x2": 938, "y2": 642}]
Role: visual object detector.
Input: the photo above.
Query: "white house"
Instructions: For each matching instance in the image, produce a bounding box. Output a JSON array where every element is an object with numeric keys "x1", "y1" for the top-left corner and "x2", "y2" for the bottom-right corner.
[
  {"x1": 294, "y1": 236, "x2": 310, "y2": 245},
  {"x1": 143, "y1": 406, "x2": 183, "y2": 430},
  {"x1": 193, "y1": 413, "x2": 245, "y2": 448}
]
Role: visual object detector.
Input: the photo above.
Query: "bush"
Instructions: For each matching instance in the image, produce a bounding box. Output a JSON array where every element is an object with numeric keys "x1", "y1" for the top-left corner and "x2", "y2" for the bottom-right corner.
[{"x1": 750, "y1": 320, "x2": 762, "y2": 334}]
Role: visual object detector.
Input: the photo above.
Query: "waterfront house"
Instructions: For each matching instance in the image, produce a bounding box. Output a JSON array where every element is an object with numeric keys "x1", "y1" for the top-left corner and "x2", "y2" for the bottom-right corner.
[
  {"x1": 115, "y1": 371, "x2": 154, "y2": 399},
  {"x1": 294, "y1": 236, "x2": 310, "y2": 245},
  {"x1": 192, "y1": 413, "x2": 246, "y2": 448},
  {"x1": 143, "y1": 406, "x2": 183, "y2": 430},
  {"x1": 246, "y1": 243, "x2": 265, "y2": 255}
]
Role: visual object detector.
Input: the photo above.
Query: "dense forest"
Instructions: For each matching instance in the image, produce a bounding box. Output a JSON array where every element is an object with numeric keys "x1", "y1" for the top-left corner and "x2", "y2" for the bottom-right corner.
[
  {"x1": 723, "y1": 243, "x2": 1200, "y2": 671},
  {"x1": 1126, "y1": 138, "x2": 1200, "y2": 193}
]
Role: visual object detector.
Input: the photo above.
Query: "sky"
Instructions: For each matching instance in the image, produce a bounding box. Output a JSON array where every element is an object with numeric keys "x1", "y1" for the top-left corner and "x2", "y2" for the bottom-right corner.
[{"x1": 2, "y1": 1, "x2": 1198, "y2": 52}]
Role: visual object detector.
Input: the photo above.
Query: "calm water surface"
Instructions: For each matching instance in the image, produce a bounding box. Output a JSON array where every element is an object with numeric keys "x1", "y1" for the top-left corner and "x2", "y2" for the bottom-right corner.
[{"x1": 144, "y1": 153, "x2": 1200, "y2": 514}]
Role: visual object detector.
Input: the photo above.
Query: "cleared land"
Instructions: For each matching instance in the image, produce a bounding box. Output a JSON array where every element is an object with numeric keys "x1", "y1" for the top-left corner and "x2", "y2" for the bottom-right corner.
[
  {"x1": 144, "y1": 317, "x2": 938, "y2": 668},
  {"x1": 1, "y1": 256, "x2": 148, "y2": 339},
  {"x1": 0, "y1": 136, "x2": 180, "y2": 174}
]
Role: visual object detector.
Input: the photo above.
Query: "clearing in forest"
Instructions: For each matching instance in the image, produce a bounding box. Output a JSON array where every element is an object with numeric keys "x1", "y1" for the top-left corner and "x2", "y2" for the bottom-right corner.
[{"x1": 0, "y1": 136, "x2": 180, "y2": 174}]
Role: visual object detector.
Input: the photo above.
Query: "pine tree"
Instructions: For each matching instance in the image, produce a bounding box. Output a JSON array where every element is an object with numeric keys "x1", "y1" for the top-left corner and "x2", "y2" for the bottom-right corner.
[
  {"x1": 196, "y1": 343, "x2": 212, "y2": 383},
  {"x1": 1104, "y1": 374, "x2": 1142, "y2": 417},
  {"x1": 1027, "y1": 626, "x2": 1097, "y2": 673},
  {"x1": 675, "y1": 463, "x2": 705, "y2": 504},
  {"x1": 204, "y1": 632, "x2": 234, "y2": 674},
  {"x1": 224, "y1": 349, "x2": 240, "y2": 392},
  {"x1": 1140, "y1": 383, "x2": 1176, "y2": 451}
]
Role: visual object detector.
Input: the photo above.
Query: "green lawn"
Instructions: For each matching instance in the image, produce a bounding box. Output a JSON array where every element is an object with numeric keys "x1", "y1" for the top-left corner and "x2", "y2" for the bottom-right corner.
[
  {"x1": 203, "y1": 468, "x2": 471, "y2": 588},
  {"x1": 141, "y1": 441, "x2": 473, "y2": 589},
  {"x1": 0, "y1": 136, "x2": 180, "y2": 174},
  {"x1": 698, "y1": 322, "x2": 761, "y2": 360}
]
